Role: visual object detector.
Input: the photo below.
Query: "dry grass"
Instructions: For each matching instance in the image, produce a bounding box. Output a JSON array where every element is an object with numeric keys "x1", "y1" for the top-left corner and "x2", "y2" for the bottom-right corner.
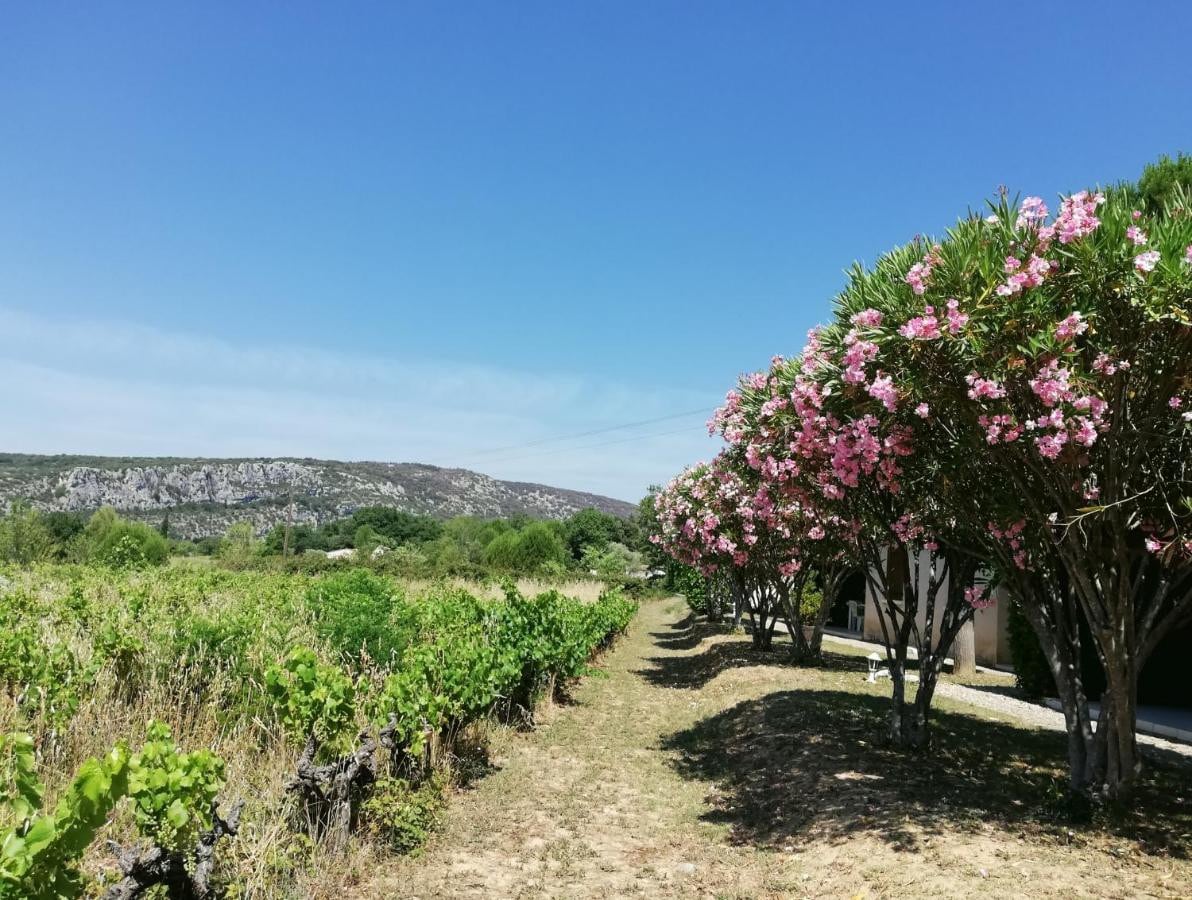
[
  {"x1": 363, "y1": 598, "x2": 1192, "y2": 899},
  {"x1": 0, "y1": 565, "x2": 610, "y2": 898}
]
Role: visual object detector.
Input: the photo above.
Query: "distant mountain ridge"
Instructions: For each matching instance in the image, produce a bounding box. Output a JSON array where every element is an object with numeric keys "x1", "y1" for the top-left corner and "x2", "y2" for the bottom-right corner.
[{"x1": 0, "y1": 453, "x2": 637, "y2": 539}]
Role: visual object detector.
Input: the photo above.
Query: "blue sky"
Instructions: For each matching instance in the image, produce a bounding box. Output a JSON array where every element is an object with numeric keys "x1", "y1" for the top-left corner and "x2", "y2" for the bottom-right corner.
[{"x1": 3, "y1": 2, "x2": 1191, "y2": 501}]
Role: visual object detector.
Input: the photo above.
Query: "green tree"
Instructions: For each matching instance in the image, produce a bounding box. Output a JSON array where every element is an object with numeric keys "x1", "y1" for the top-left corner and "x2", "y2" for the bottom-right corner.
[
  {"x1": 580, "y1": 541, "x2": 643, "y2": 580},
  {"x1": 352, "y1": 524, "x2": 384, "y2": 557},
  {"x1": 78, "y1": 508, "x2": 170, "y2": 567},
  {"x1": 563, "y1": 508, "x2": 622, "y2": 561},
  {"x1": 483, "y1": 522, "x2": 568, "y2": 574},
  {"x1": 42, "y1": 511, "x2": 86, "y2": 558},
  {"x1": 218, "y1": 521, "x2": 259, "y2": 563},
  {"x1": 0, "y1": 502, "x2": 56, "y2": 565},
  {"x1": 348, "y1": 507, "x2": 442, "y2": 547},
  {"x1": 1137, "y1": 151, "x2": 1192, "y2": 214}
]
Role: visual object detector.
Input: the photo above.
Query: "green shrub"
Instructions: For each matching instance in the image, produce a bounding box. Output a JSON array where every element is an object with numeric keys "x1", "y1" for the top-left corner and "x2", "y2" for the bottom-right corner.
[
  {"x1": 305, "y1": 569, "x2": 411, "y2": 667},
  {"x1": 127, "y1": 721, "x2": 225, "y2": 853},
  {"x1": 0, "y1": 736, "x2": 131, "y2": 897},
  {"x1": 264, "y1": 648, "x2": 358, "y2": 757},
  {"x1": 360, "y1": 774, "x2": 446, "y2": 853},
  {"x1": 78, "y1": 508, "x2": 169, "y2": 568}
]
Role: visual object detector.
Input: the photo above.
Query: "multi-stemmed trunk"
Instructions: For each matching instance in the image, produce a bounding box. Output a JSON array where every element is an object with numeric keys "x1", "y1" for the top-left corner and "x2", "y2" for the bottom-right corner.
[
  {"x1": 865, "y1": 543, "x2": 979, "y2": 750},
  {"x1": 1053, "y1": 520, "x2": 1192, "y2": 802},
  {"x1": 1001, "y1": 566, "x2": 1103, "y2": 797},
  {"x1": 749, "y1": 579, "x2": 781, "y2": 650},
  {"x1": 777, "y1": 562, "x2": 852, "y2": 663}
]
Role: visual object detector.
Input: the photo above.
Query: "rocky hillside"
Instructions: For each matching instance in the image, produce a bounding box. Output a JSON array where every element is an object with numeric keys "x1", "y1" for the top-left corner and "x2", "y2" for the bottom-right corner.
[{"x1": 0, "y1": 454, "x2": 637, "y2": 539}]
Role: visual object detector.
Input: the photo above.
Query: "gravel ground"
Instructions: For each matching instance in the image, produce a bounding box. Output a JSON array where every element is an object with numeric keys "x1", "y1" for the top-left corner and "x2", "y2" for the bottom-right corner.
[{"x1": 934, "y1": 680, "x2": 1192, "y2": 759}]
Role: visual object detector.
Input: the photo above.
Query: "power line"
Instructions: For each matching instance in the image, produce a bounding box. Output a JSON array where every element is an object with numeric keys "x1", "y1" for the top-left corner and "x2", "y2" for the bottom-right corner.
[{"x1": 463, "y1": 407, "x2": 713, "y2": 457}]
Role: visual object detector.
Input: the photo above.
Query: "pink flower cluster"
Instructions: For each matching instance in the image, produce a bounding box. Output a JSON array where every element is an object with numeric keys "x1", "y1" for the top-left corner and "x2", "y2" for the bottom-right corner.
[
  {"x1": 944, "y1": 298, "x2": 969, "y2": 335},
  {"x1": 989, "y1": 519, "x2": 1028, "y2": 570},
  {"x1": 966, "y1": 373, "x2": 1007, "y2": 401},
  {"x1": 898, "y1": 307, "x2": 941, "y2": 341},
  {"x1": 891, "y1": 513, "x2": 925, "y2": 544},
  {"x1": 997, "y1": 253, "x2": 1052, "y2": 296},
  {"x1": 1126, "y1": 225, "x2": 1148, "y2": 246},
  {"x1": 1054, "y1": 311, "x2": 1087, "y2": 344},
  {"x1": 904, "y1": 245, "x2": 943, "y2": 296},
  {"x1": 1092, "y1": 353, "x2": 1129, "y2": 376},
  {"x1": 1135, "y1": 250, "x2": 1161, "y2": 273},
  {"x1": 1028, "y1": 359, "x2": 1073, "y2": 407},
  {"x1": 801, "y1": 327, "x2": 829, "y2": 374},
  {"x1": 851, "y1": 308, "x2": 883, "y2": 328},
  {"x1": 977, "y1": 413, "x2": 1022, "y2": 445},
  {"x1": 1015, "y1": 196, "x2": 1049, "y2": 230},
  {"x1": 866, "y1": 373, "x2": 898, "y2": 411},
  {"x1": 965, "y1": 586, "x2": 995, "y2": 609},
  {"x1": 1052, "y1": 190, "x2": 1105, "y2": 244},
  {"x1": 841, "y1": 329, "x2": 879, "y2": 384},
  {"x1": 1023, "y1": 360, "x2": 1108, "y2": 460}
]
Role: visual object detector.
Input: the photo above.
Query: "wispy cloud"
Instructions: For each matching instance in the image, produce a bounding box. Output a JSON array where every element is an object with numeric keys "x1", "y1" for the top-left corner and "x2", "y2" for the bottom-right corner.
[{"x1": 1, "y1": 307, "x2": 720, "y2": 500}]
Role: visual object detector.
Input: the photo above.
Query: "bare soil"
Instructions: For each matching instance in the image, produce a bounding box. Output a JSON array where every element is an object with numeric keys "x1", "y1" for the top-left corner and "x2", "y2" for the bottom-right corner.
[{"x1": 359, "y1": 598, "x2": 1192, "y2": 899}]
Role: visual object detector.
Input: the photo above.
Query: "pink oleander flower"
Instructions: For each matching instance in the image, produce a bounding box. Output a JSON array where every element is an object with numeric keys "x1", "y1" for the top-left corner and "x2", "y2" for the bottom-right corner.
[
  {"x1": 1170, "y1": 396, "x2": 1184, "y2": 409},
  {"x1": 904, "y1": 263, "x2": 928, "y2": 295},
  {"x1": 1035, "y1": 431, "x2": 1067, "y2": 460},
  {"x1": 1054, "y1": 311, "x2": 1087, "y2": 343},
  {"x1": 944, "y1": 298, "x2": 968, "y2": 334},
  {"x1": 1135, "y1": 250, "x2": 1161, "y2": 273},
  {"x1": 915, "y1": 402, "x2": 930, "y2": 419},
  {"x1": 1072, "y1": 417, "x2": 1098, "y2": 447},
  {"x1": 1145, "y1": 537, "x2": 1163, "y2": 554},
  {"x1": 1054, "y1": 190, "x2": 1105, "y2": 244},
  {"x1": 997, "y1": 253, "x2": 1051, "y2": 296},
  {"x1": 966, "y1": 373, "x2": 1007, "y2": 401},
  {"x1": 840, "y1": 331, "x2": 879, "y2": 384},
  {"x1": 866, "y1": 373, "x2": 898, "y2": 411},
  {"x1": 965, "y1": 586, "x2": 994, "y2": 609},
  {"x1": 1092, "y1": 353, "x2": 1118, "y2": 376},
  {"x1": 899, "y1": 306, "x2": 942, "y2": 341},
  {"x1": 1126, "y1": 225, "x2": 1147, "y2": 245},
  {"x1": 807, "y1": 525, "x2": 825, "y2": 540},
  {"x1": 904, "y1": 245, "x2": 942, "y2": 295},
  {"x1": 1132, "y1": 210, "x2": 1142, "y2": 220},
  {"x1": 1029, "y1": 360, "x2": 1074, "y2": 407},
  {"x1": 851, "y1": 308, "x2": 883, "y2": 328},
  {"x1": 978, "y1": 413, "x2": 1020, "y2": 444},
  {"x1": 1185, "y1": 244, "x2": 1192, "y2": 266},
  {"x1": 1015, "y1": 196, "x2": 1049, "y2": 230}
]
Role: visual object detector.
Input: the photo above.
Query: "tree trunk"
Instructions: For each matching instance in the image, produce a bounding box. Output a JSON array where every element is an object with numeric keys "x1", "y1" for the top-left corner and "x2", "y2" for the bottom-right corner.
[
  {"x1": 1096, "y1": 650, "x2": 1140, "y2": 801},
  {"x1": 951, "y1": 618, "x2": 977, "y2": 677}
]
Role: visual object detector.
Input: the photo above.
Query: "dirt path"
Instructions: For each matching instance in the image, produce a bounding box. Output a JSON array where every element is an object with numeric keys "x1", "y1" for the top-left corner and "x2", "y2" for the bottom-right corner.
[
  {"x1": 361, "y1": 598, "x2": 798, "y2": 898},
  {"x1": 360, "y1": 599, "x2": 1192, "y2": 899}
]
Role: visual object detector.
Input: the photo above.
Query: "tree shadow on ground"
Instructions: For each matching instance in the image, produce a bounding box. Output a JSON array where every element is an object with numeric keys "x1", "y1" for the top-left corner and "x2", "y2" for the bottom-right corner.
[
  {"x1": 649, "y1": 621, "x2": 732, "y2": 652},
  {"x1": 660, "y1": 687, "x2": 1192, "y2": 858},
  {"x1": 639, "y1": 616, "x2": 869, "y2": 690}
]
